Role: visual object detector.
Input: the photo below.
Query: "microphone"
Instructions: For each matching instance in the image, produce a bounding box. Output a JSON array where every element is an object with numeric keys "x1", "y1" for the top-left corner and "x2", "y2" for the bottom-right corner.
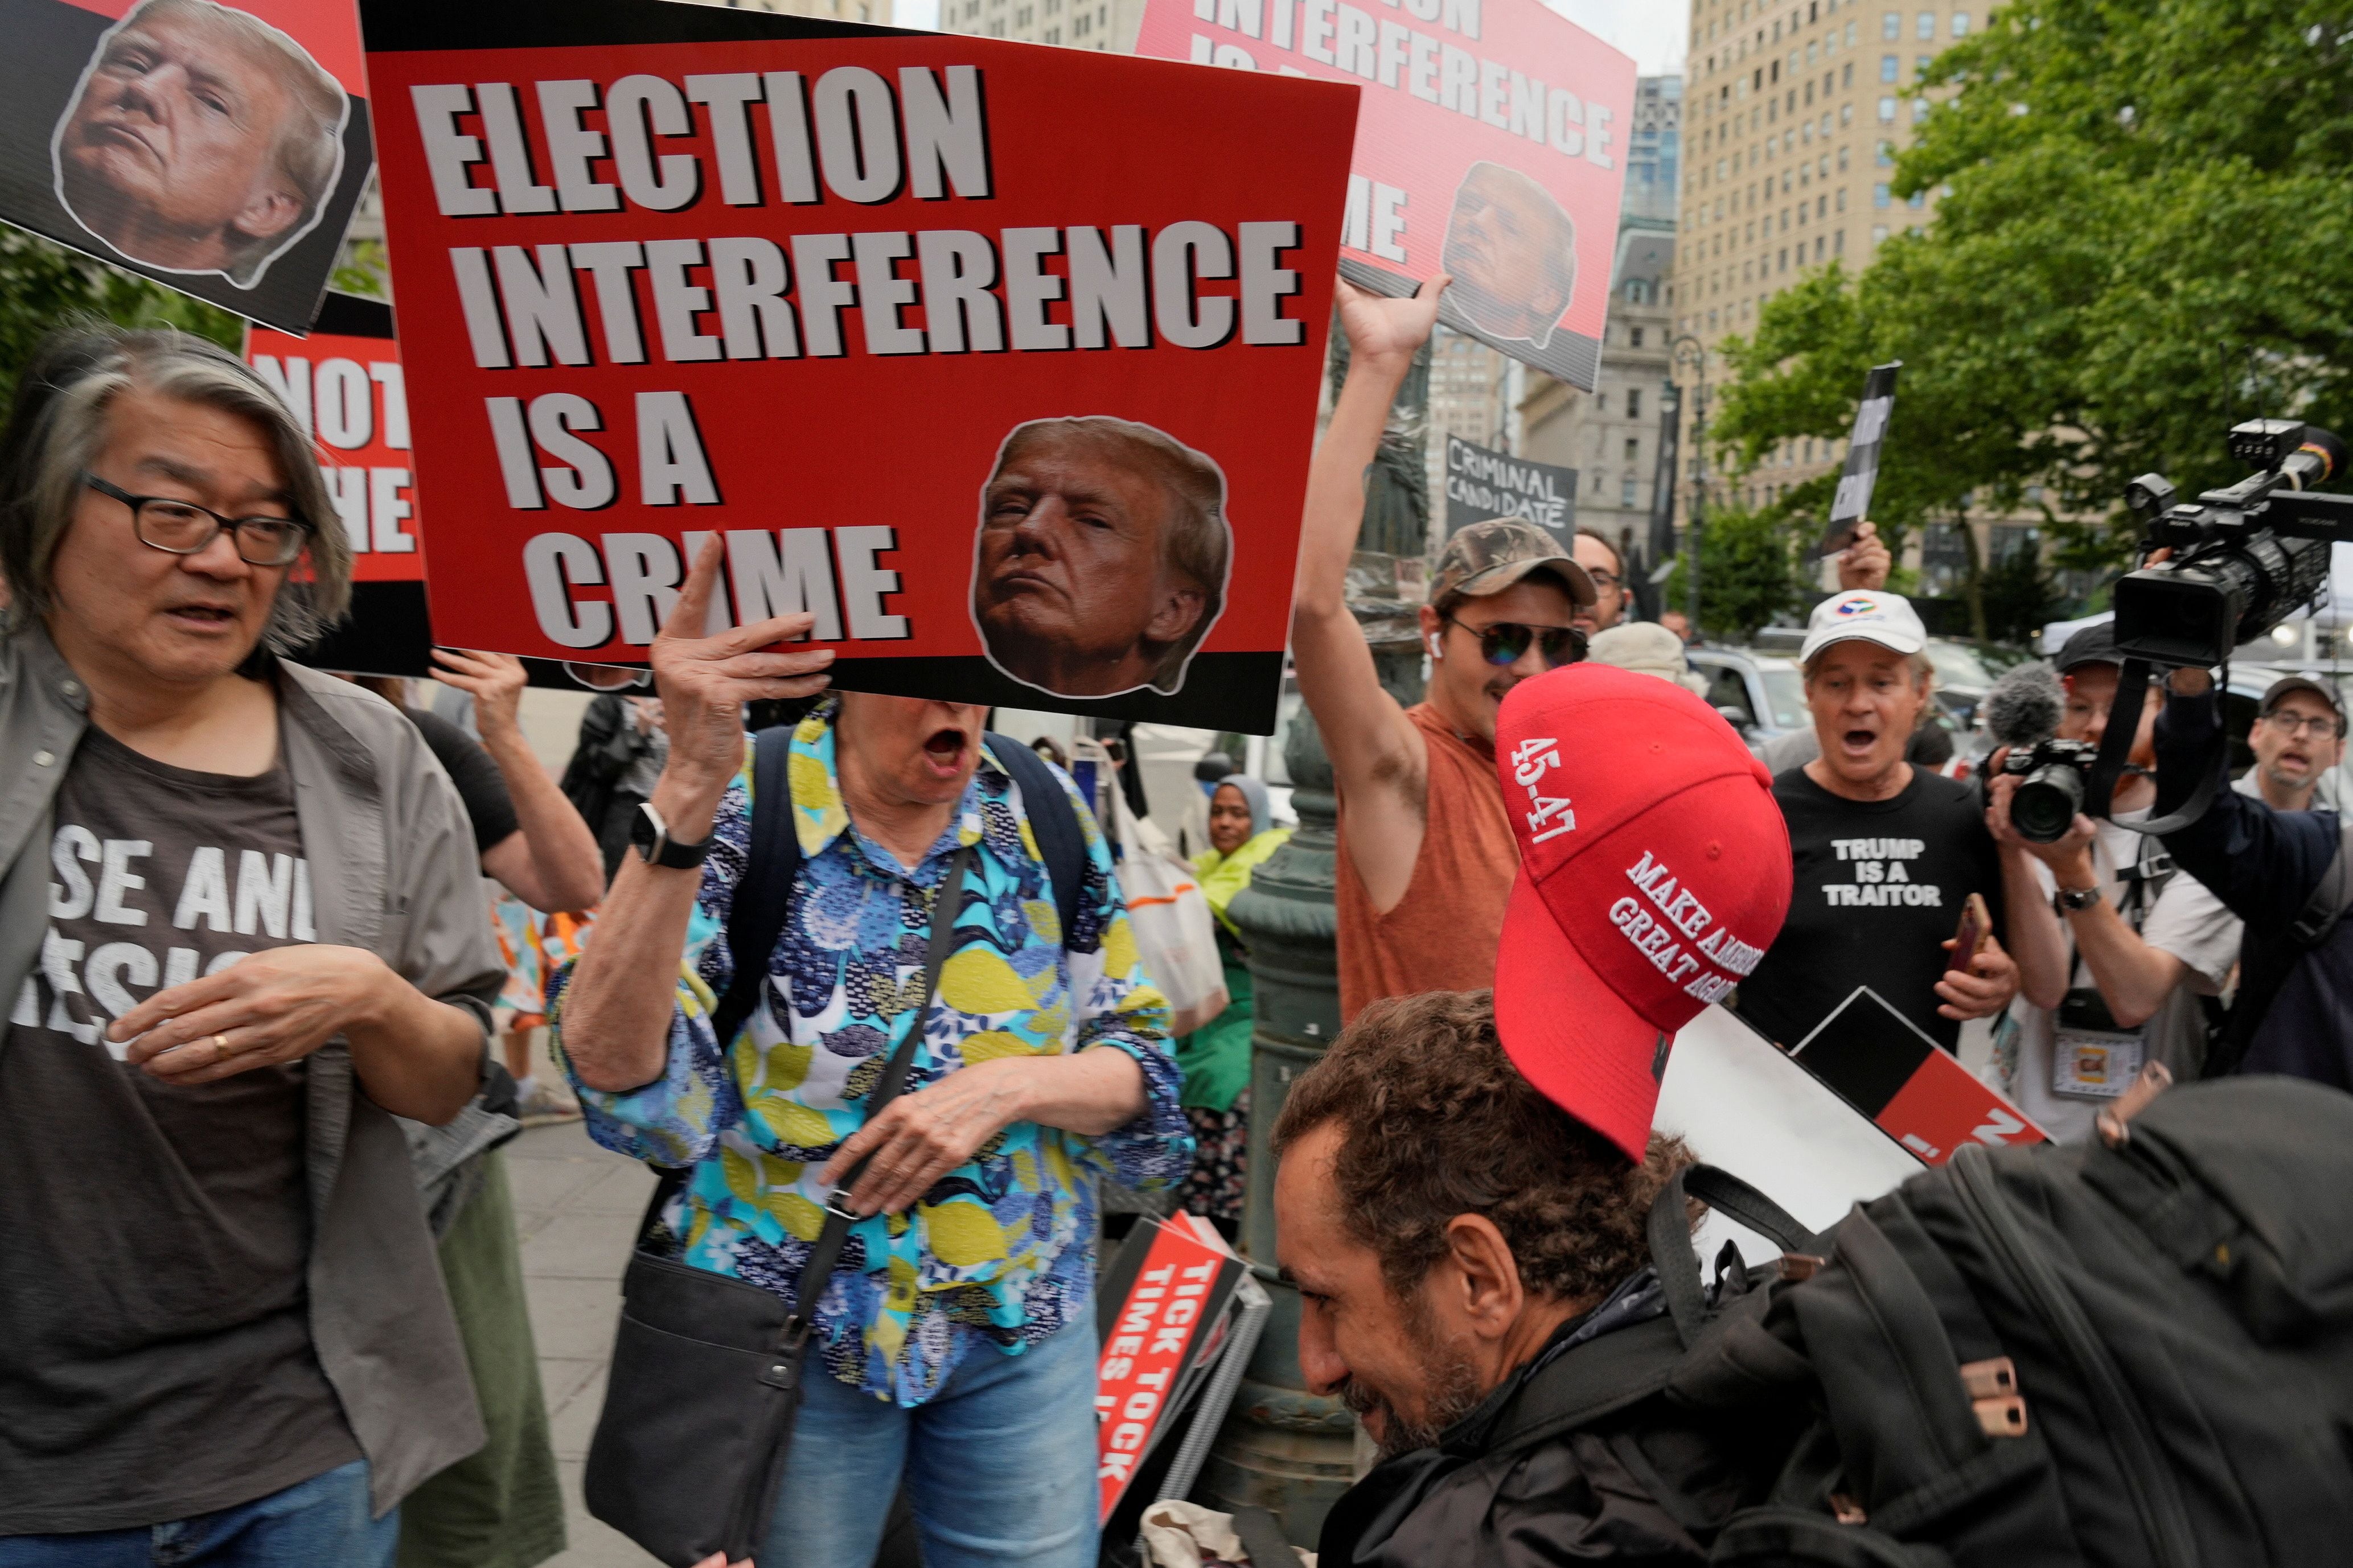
[
  {"x1": 2285, "y1": 427, "x2": 2347, "y2": 491},
  {"x1": 1984, "y1": 661, "x2": 2063, "y2": 750}
]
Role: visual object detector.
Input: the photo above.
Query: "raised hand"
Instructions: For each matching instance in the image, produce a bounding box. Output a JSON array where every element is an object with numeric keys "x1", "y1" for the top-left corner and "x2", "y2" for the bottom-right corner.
[
  {"x1": 428, "y1": 647, "x2": 528, "y2": 739},
  {"x1": 1836, "y1": 520, "x2": 1892, "y2": 592},
  {"x1": 1336, "y1": 271, "x2": 1451, "y2": 368},
  {"x1": 651, "y1": 534, "x2": 835, "y2": 804}
]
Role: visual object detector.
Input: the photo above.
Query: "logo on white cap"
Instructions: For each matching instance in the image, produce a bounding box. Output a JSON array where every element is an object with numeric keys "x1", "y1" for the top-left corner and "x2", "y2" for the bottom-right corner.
[{"x1": 1801, "y1": 590, "x2": 1927, "y2": 662}]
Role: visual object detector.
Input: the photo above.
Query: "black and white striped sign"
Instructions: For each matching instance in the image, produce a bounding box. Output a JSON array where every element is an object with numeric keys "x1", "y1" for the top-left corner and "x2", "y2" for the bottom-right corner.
[{"x1": 1820, "y1": 361, "x2": 1902, "y2": 555}]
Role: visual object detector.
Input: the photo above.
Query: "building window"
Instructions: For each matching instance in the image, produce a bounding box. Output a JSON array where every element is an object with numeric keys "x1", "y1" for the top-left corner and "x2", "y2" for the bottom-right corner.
[
  {"x1": 1622, "y1": 476, "x2": 1641, "y2": 508},
  {"x1": 1834, "y1": 228, "x2": 1845, "y2": 252},
  {"x1": 1874, "y1": 182, "x2": 1891, "y2": 206},
  {"x1": 1872, "y1": 224, "x2": 1890, "y2": 243},
  {"x1": 1880, "y1": 53, "x2": 1898, "y2": 81},
  {"x1": 1878, "y1": 139, "x2": 1894, "y2": 165},
  {"x1": 1952, "y1": 10, "x2": 1969, "y2": 35},
  {"x1": 1882, "y1": 10, "x2": 1900, "y2": 39},
  {"x1": 1878, "y1": 95, "x2": 1896, "y2": 121},
  {"x1": 1845, "y1": 19, "x2": 1857, "y2": 43},
  {"x1": 1624, "y1": 438, "x2": 1642, "y2": 464},
  {"x1": 1630, "y1": 327, "x2": 1646, "y2": 349},
  {"x1": 1908, "y1": 188, "x2": 1927, "y2": 207},
  {"x1": 1628, "y1": 386, "x2": 1644, "y2": 417},
  {"x1": 1917, "y1": 53, "x2": 1933, "y2": 75},
  {"x1": 1912, "y1": 96, "x2": 1929, "y2": 121},
  {"x1": 1046, "y1": 23, "x2": 1060, "y2": 39}
]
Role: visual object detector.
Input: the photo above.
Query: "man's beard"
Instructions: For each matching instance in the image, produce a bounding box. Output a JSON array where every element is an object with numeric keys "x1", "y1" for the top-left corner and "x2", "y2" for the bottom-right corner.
[{"x1": 1337, "y1": 1323, "x2": 1489, "y2": 1462}]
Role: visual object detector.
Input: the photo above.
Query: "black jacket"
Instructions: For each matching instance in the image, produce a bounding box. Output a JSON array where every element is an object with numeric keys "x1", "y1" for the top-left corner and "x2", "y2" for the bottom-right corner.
[
  {"x1": 2151, "y1": 689, "x2": 2353, "y2": 1085},
  {"x1": 559, "y1": 693, "x2": 660, "y2": 882},
  {"x1": 1317, "y1": 1276, "x2": 1793, "y2": 1567}
]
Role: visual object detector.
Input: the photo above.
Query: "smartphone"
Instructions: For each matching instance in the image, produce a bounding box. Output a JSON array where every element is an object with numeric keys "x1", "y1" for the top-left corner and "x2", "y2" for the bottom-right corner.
[{"x1": 1946, "y1": 892, "x2": 1991, "y2": 974}]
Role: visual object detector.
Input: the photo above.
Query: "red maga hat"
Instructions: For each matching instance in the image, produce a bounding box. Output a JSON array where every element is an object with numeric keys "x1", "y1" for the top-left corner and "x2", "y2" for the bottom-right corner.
[{"x1": 1493, "y1": 664, "x2": 1794, "y2": 1162}]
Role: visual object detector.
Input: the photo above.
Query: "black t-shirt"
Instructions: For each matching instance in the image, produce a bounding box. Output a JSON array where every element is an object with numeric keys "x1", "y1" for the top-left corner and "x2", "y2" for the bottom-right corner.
[
  {"x1": 0, "y1": 726, "x2": 360, "y2": 1530},
  {"x1": 1735, "y1": 765, "x2": 2003, "y2": 1054},
  {"x1": 409, "y1": 707, "x2": 518, "y2": 855}
]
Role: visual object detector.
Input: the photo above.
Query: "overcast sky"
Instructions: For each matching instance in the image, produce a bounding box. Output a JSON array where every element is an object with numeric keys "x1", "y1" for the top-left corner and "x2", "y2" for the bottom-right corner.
[{"x1": 890, "y1": 0, "x2": 1693, "y2": 75}]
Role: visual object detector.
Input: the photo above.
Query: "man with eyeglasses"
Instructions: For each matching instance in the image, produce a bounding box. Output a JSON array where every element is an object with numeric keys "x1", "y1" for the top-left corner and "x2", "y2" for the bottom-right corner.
[
  {"x1": 2241, "y1": 675, "x2": 2346, "y2": 813},
  {"x1": 1293, "y1": 277, "x2": 1595, "y2": 1023},
  {"x1": 1570, "y1": 529, "x2": 1626, "y2": 635},
  {"x1": 0, "y1": 327, "x2": 502, "y2": 1557},
  {"x1": 1984, "y1": 624, "x2": 2241, "y2": 1141}
]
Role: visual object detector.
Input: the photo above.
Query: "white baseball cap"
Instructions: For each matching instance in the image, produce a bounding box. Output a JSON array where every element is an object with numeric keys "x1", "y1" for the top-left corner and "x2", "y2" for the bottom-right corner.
[{"x1": 1799, "y1": 590, "x2": 1928, "y2": 664}]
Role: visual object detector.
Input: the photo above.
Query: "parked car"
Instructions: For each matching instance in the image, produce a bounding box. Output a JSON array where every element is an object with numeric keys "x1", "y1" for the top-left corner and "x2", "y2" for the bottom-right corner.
[{"x1": 1686, "y1": 647, "x2": 1810, "y2": 755}]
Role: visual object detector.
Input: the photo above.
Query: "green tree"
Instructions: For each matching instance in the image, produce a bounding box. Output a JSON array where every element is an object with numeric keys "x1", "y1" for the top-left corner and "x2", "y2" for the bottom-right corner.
[
  {"x1": 0, "y1": 230, "x2": 241, "y2": 410},
  {"x1": 1707, "y1": 0, "x2": 2353, "y2": 619},
  {"x1": 1664, "y1": 503, "x2": 1805, "y2": 641}
]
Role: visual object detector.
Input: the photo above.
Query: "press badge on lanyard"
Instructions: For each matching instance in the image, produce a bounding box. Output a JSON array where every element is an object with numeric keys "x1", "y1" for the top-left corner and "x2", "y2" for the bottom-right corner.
[{"x1": 2052, "y1": 986, "x2": 2143, "y2": 1101}]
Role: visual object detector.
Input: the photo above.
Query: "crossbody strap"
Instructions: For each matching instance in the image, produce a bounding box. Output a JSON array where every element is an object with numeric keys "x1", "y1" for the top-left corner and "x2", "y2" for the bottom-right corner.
[{"x1": 779, "y1": 839, "x2": 978, "y2": 1347}]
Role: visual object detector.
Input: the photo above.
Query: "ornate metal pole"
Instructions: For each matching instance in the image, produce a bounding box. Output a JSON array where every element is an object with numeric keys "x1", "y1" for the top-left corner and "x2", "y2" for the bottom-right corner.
[
  {"x1": 1672, "y1": 334, "x2": 1709, "y2": 636},
  {"x1": 1197, "y1": 326, "x2": 1435, "y2": 1549}
]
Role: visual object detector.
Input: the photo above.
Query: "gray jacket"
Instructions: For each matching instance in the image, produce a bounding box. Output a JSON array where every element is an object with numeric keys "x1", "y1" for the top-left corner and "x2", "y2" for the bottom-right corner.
[{"x1": 0, "y1": 626, "x2": 503, "y2": 1517}]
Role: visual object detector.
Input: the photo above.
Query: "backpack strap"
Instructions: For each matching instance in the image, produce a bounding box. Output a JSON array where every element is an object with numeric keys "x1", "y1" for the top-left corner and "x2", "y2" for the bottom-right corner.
[
  {"x1": 1650, "y1": 1163, "x2": 1822, "y2": 1348},
  {"x1": 985, "y1": 732, "x2": 1087, "y2": 942},
  {"x1": 2289, "y1": 818, "x2": 2353, "y2": 950},
  {"x1": 710, "y1": 725, "x2": 802, "y2": 1053}
]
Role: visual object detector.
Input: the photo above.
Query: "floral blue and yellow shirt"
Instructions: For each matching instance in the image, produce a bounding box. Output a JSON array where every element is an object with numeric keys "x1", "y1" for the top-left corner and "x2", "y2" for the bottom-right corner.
[{"x1": 551, "y1": 705, "x2": 1190, "y2": 1405}]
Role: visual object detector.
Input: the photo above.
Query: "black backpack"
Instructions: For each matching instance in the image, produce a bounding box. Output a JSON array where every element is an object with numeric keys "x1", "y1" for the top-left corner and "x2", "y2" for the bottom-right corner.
[
  {"x1": 709, "y1": 726, "x2": 1088, "y2": 1048},
  {"x1": 1669, "y1": 1076, "x2": 2353, "y2": 1566},
  {"x1": 1419, "y1": 1077, "x2": 2353, "y2": 1568}
]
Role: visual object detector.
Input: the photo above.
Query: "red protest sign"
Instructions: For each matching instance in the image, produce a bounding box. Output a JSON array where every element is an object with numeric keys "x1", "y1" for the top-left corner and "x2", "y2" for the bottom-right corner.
[
  {"x1": 1791, "y1": 986, "x2": 2048, "y2": 1166},
  {"x1": 1095, "y1": 1215, "x2": 1241, "y2": 1520},
  {"x1": 247, "y1": 295, "x2": 422, "y2": 586},
  {"x1": 1137, "y1": 0, "x2": 1635, "y2": 389},
  {"x1": 360, "y1": 0, "x2": 1357, "y2": 731}
]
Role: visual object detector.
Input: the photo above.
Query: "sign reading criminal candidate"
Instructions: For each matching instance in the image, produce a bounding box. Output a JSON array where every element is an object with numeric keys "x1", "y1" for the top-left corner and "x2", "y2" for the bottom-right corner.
[
  {"x1": 1444, "y1": 432, "x2": 1575, "y2": 541},
  {"x1": 1, "y1": 0, "x2": 377, "y2": 334},
  {"x1": 360, "y1": 0, "x2": 1356, "y2": 731},
  {"x1": 1137, "y1": 0, "x2": 1634, "y2": 389}
]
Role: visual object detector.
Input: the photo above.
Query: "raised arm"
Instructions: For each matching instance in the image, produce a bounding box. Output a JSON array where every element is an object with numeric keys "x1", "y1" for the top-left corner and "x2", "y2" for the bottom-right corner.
[
  {"x1": 559, "y1": 538, "x2": 833, "y2": 1092},
  {"x1": 431, "y1": 648, "x2": 607, "y2": 913},
  {"x1": 1292, "y1": 276, "x2": 1447, "y2": 908},
  {"x1": 2153, "y1": 669, "x2": 2338, "y2": 933}
]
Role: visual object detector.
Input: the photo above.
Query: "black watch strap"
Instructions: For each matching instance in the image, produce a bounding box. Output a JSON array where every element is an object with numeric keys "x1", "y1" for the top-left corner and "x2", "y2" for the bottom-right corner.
[{"x1": 632, "y1": 802, "x2": 712, "y2": 870}]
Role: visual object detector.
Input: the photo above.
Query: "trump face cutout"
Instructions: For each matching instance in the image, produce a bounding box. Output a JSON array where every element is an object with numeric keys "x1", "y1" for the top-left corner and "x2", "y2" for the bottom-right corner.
[
  {"x1": 1440, "y1": 162, "x2": 1578, "y2": 352},
  {"x1": 971, "y1": 417, "x2": 1232, "y2": 699},
  {"x1": 52, "y1": 0, "x2": 347, "y2": 289}
]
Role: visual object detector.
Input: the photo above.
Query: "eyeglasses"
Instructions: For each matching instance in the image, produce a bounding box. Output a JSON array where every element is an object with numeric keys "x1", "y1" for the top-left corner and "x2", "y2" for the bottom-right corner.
[
  {"x1": 1446, "y1": 616, "x2": 1587, "y2": 669},
  {"x1": 1584, "y1": 569, "x2": 1622, "y2": 593},
  {"x1": 85, "y1": 474, "x2": 311, "y2": 567},
  {"x1": 2262, "y1": 710, "x2": 2343, "y2": 739}
]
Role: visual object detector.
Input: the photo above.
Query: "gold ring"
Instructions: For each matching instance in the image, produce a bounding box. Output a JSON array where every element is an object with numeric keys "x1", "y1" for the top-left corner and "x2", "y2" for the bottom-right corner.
[{"x1": 213, "y1": 1033, "x2": 229, "y2": 1053}]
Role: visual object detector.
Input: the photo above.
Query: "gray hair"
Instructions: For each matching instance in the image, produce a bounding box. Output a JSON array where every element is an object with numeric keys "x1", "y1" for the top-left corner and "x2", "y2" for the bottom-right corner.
[
  {"x1": 999, "y1": 417, "x2": 1232, "y2": 695},
  {"x1": 0, "y1": 324, "x2": 351, "y2": 658}
]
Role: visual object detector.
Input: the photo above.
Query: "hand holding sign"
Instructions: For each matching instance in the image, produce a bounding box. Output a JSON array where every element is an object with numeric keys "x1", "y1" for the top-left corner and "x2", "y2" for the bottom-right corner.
[
  {"x1": 1336, "y1": 272, "x2": 1451, "y2": 369},
  {"x1": 1835, "y1": 520, "x2": 1892, "y2": 591},
  {"x1": 650, "y1": 536, "x2": 834, "y2": 823}
]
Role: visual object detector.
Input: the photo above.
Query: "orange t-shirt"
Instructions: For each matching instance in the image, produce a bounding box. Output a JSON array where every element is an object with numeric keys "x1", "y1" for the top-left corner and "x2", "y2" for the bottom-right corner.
[{"x1": 1334, "y1": 702, "x2": 1521, "y2": 1023}]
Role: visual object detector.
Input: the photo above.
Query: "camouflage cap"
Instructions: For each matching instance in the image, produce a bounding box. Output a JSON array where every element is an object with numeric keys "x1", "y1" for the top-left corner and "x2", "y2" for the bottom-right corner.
[{"x1": 1432, "y1": 519, "x2": 1595, "y2": 606}]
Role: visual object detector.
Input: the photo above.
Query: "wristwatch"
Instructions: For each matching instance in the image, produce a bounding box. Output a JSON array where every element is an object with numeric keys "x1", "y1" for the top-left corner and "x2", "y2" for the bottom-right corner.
[
  {"x1": 631, "y1": 802, "x2": 713, "y2": 870},
  {"x1": 2054, "y1": 884, "x2": 2103, "y2": 915}
]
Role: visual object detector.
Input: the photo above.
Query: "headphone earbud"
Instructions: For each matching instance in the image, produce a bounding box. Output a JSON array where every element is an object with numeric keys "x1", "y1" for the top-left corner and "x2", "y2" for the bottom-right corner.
[{"x1": 1427, "y1": 632, "x2": 1443, "y2": 660}]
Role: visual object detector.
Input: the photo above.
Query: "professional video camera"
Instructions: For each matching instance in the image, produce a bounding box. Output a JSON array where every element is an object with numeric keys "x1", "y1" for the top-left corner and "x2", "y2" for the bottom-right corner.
[
  {"x1": 1996, "y1": 738, "x2": 2101, "y2": 842},
  {"x1": 2113, "y1": 421, "x2": 2351, "y2": 667}
]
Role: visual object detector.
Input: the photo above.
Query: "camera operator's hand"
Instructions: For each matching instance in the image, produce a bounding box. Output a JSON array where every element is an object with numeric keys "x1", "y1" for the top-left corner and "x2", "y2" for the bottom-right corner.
[
  {"x1": 1984, "y1": 770, "x2": 2097, "y2": 878},
  {"x1": 2165, "y1": 667, "x2": 2213, "y2": 698},
  {"x1": 1936, "y1": 930, "x2": 2019, "y2": 1021}
]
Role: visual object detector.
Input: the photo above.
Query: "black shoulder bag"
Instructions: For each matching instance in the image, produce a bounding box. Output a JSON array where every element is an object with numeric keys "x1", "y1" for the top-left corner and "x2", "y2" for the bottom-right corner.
[{"x1": 583, "y1": 729, "x2": 1083, "y2": 1566}]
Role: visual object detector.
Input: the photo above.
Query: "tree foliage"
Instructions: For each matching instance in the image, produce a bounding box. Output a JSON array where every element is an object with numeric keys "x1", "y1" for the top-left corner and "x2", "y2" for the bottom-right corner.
[
  {"x1": 1665, "y1": 503, "x2": 1806, "y2": 641},
  {"x1": 1709, "y1": 0, "x2": 2353, "y2": 621},
  {"x1": 0, "y1": 230, "x2": 242, "y2": 411}
]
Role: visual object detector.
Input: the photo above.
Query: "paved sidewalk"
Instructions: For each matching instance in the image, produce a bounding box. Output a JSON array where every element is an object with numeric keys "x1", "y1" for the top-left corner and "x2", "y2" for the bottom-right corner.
[{"x1": 507, "y1": 1117, "x2": 662, "y2": 1568}]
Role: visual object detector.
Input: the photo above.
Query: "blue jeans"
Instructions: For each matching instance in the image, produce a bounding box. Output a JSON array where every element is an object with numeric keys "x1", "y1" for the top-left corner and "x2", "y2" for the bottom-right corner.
[
  {"x1": 0, "y1": 1461, "x2": 394, "y2": 1568},
  {"x1": 759, "y1": 1316, "x2": 1100, "y2": 1568}
]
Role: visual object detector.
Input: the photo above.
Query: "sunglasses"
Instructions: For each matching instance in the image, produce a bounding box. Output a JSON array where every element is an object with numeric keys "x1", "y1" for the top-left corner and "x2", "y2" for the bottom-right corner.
[{"x1": 1446, "y1": 616, "x2": 1588, "y2": 669}]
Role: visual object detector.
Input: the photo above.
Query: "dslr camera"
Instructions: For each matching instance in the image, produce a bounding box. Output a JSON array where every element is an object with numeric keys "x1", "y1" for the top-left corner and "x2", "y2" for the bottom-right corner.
[
  {"x1": 1997, "y1": 738, "x2": 2101, "y2": 843},
  {"x1": 2113, "y1": 421, "x2": 2350, "y2": 666}
]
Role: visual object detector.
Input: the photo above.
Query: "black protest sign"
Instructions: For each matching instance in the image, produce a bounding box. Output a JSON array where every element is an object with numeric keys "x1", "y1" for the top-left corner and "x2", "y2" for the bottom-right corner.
[
  {"x1": 1818, "y1": 361, "x2": 1900, "y2": 555},
  {"x1": 1444, "y1": 434, "x2": 1577, "y2": 542},
  {"x1": 0, "y1": 0, "x2": 376, "y2": 334}
]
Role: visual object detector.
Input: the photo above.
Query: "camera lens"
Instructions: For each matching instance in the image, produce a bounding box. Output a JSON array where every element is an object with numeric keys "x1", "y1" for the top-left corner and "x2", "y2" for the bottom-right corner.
[{"x1": 2012, "y1": 766, "x2": 2085, "y2": 843}]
